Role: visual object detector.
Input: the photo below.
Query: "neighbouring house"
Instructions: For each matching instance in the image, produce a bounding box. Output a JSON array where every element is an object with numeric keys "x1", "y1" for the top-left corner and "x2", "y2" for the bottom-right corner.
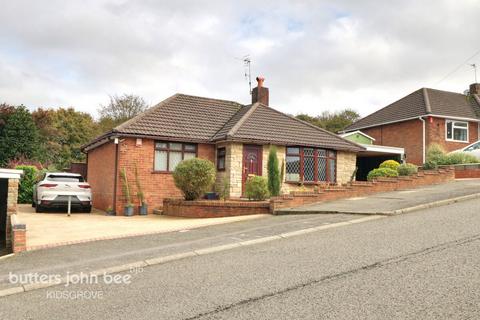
[
  {"x1": 344, "y1": 83, "x2": 480, "y2": 165},
  {"x1": 82, "y1": 78, "x2": 364, "y2": 215},
  {"x1": 340, "y1": 130, "x2": 405, "y2": 181}
]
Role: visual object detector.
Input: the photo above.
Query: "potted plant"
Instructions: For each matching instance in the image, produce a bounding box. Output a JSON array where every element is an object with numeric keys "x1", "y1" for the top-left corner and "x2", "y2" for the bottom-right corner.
[
  {"x1": 106, "y1": 206, "x2": 115, "y2": 216},
  {"x1": 134, "y1": 165, "x2": 148, "y2": 215},
  {"x1": 120, "y1": 168, "x2": 134, "y2": 216}
]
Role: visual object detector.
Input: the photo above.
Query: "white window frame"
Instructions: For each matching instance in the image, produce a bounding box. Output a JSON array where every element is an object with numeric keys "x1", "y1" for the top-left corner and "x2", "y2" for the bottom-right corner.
[{"x1": 445, "y1": 120, "x2": 469, "y2": 143}]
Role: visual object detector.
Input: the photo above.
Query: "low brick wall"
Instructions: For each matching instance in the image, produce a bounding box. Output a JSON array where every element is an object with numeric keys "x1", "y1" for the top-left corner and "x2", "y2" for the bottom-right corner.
[
  {"x1": 270, "y1": 167, "x2": 456, "y2": 212},
  {"x1": 10, "y1": 214, "x2": 26, "y2": 253},
  {"x1": 163, "y1": 199, "x2": 270, "y2": 218},
  {"x1": 450, "y1": 164, "x2": 480, "y2": 179}
]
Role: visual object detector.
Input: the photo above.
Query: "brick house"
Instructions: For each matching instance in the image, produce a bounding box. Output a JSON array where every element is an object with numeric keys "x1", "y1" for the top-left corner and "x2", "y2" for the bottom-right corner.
[
  {"x1": 83, "y1": 78, "x2": 364, "y2": 215},
  {"x1": 344, "y1": 83, "x2": 480, "y2": 165}
]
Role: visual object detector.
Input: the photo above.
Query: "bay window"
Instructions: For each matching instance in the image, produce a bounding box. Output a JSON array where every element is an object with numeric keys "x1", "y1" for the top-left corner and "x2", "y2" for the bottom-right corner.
[
  {"x1": 217, "y1": 147, "x2": 226, "y2": 171},
  {"x1": 446, "y1": 120, "x2": 468, "y2": 142},
  {"x1": 154, "y1": 141, "x2": 197, "y2": 172},
  {"x1": 286, "y1": 147, "x2": 336, "y2": 183}
]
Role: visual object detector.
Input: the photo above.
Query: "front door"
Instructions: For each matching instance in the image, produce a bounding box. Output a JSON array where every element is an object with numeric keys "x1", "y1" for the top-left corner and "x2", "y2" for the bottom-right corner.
[{"x1": 242, "y1": 145, "x2": 263, "y2": 195}]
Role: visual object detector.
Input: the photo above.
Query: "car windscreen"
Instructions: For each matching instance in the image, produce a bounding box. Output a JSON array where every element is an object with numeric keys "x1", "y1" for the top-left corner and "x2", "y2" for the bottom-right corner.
[{"x1": 47, "y1": 175, "x2": 84, "y2": 182}]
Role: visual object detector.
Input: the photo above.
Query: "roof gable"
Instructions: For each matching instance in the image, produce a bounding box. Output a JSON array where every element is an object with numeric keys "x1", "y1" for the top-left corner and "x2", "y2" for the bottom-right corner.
[
  {"x1": 215, "y1": 103, "x2": 364, "y2": 151},
  {"x1": 346, "y1": 87, "x2": 480, "y2": 132}
]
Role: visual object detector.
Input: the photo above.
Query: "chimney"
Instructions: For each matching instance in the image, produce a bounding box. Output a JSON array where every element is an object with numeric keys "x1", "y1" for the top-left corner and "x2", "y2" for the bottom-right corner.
[
  {"x1": 470, "y1": 83, "x2": 480, "y2": 95},
  {"x1": 252, "y1": 76, "x2": 269, "y2": 106}
]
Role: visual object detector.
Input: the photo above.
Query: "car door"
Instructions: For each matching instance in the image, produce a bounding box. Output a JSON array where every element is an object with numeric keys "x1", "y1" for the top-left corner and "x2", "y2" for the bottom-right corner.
[{"x1": 464, "y1": 141, "x2": 480, "y2": 160}]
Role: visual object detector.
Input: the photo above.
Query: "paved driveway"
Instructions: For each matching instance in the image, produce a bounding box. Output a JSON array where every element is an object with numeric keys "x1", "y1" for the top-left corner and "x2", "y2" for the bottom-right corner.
[{"x1": 17, "y1": 205, "x2": 266, "y2": 250}]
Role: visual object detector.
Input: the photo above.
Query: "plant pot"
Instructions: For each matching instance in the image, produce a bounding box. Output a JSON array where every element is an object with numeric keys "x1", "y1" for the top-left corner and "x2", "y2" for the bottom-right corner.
[
  {"x1": 124, "y1": 206, "x2": 134, "y2": 216},
  {"x1": 205, "y1": 192, "x2": 219, "y2": 200},
  {"x1": 138, "y1": 204, "x2": 148, "y2": 215},
  {"x1": 106, "y1": 210, "x2": 115, "y2": 216}
]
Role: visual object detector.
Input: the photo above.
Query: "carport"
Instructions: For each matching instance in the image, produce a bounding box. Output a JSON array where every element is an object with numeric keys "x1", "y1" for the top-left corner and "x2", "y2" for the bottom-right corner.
[{"x1": 355, "y1": 144, "x2": 405, "y2": 180}]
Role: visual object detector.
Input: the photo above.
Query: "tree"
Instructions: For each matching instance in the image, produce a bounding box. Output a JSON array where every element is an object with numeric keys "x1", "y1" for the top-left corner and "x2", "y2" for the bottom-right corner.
[
  {"x1": 267, "y1": 146, "x2": 280, "y2": 196},
  {"x1": 97, "y1": 94, "x2": 148, "y2": 131},
  {"x1": 296, "y1": 109, "x2": 361, "y2": 133},
  {"x1": 0, "y1": 106, "x2": 39, "y2": 166},
  {"x1": 32, "y1": 107, "x2": 99, "y2": 169}
]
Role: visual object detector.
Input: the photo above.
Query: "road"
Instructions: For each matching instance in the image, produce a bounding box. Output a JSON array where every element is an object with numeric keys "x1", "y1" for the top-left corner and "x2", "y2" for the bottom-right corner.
[{"x1": 1, "y1": 199, "x2": 480, "y2": 319}]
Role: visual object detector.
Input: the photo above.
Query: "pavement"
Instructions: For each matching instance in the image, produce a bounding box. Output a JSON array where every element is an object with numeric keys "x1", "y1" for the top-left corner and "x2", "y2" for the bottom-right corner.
[
  {"x1": 1, "y1": 197, "x2": 480, "y2": 319},
  {"x1": 276, "y1": 179, "x2": 480, "y2": 215},
  {"x1": 16, "y1": 204, "x2": 266, "y2": 250}
]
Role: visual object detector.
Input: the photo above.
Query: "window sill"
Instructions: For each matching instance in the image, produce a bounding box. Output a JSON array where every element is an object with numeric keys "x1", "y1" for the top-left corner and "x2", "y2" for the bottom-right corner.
[
  {"x1": 285, "y1": 181, "x2": 333, "y2": 185},
  {"x1": 446, "y1": 139, "x2": 470, "y2": 144},
  {"x1": 151, "y1": 171, "x2": 173, "y2": 174}
]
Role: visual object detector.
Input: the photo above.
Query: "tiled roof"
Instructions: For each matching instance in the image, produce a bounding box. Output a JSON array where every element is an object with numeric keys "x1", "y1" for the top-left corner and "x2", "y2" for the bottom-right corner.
[
  {"x1": 84, "y1": 93, "x2": 364, "y2": 152},
  {"x1": 346, "y1": 88, "x2": 480, "y2": 131},
  {"x1": 213, "y1": 103, "x2": 364, "y2": 151},
  {"x1": 113, "y1": 94, "x2": 242, "y2": 142}
]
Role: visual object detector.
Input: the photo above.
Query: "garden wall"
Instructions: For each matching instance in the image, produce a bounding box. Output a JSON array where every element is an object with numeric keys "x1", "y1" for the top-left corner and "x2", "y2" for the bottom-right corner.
[
  {"x1": 450, "y1": 164, "x2": 480, "y2": 179},
  {"x1": 270, "y1": 167, "x2": 456, "y2": 212},
  {"x1": 163, "y1": 199, "x2": 270, "y2": 218}
]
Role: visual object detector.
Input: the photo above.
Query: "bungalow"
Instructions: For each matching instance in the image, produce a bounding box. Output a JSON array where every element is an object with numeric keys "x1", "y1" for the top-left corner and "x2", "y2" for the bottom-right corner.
[
  {"x1": 83, "y1": 78, "x2": 364, "y2": 215},
  {"x1": 344, "y1": 83, "x2": 480, "y2": 165}
]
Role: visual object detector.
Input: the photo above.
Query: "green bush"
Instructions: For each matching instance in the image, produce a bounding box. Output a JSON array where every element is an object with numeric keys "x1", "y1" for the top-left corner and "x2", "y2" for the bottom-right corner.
[
  {"x1": 245, "y1": 175, "x2": 269, "y2": 201},
  {"x1": 267, "y1": 146, "x2": 280, "y2": 196},
  {"x1": 444, "y1": 152, "x2": 479, "y2": 165},
  {"x1": 397, "y1": 163, "x2": 418, "y2": 176},
  {"x1": 423, "y1": 160, "x2": 437, "y2": 170},
  {"x1": 15, "y1": 165, "x2": 38, "y2": 204},
  {"x1": 426, "y1": 143, "x2": 479, "y2": 167},
  {"x1": 367, "y1": 168, "x2": 399, "y2": 181},
  {"x1": 173, "y1": 158, "x2": 216, "y2": 200},
  {"x1": 379, "y1": 160, "x2": 400, "y2": 171},
  {"x1": 426, "y1": 143, "x2": 446, "y2": 164}
]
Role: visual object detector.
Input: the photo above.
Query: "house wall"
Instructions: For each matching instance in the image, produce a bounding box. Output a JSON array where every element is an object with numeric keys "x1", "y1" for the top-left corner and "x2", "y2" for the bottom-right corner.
[
  {"x1": 362, "y1": 119, "x2": 424, "y2": 165},
  {"x1": 215, "y1": 143, "x2": 357, "y2": 197},
  {"x1": 87, "y1": 141, "x2": 116, "y2": 211},
  {"x1": 361, "y1": 117, "x2": 479, "y2": 166},
  {"x1": 115, "y1": 138, "x2": 215, "y2": 215},
  {"x1": 426, "y1": 117, "x2": 478, "y2": 152}
]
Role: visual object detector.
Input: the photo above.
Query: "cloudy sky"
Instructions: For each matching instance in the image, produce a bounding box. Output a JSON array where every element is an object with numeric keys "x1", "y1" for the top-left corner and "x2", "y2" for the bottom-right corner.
[{"x1": 0, "y1": 0, "x2": 479, "y2": 118}]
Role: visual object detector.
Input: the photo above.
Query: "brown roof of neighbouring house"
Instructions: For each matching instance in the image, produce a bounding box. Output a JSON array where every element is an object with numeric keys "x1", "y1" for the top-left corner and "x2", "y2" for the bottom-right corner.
[
  {"x1": 345, "y1": 88, "x2": 480, "y2": 131},
  {"x1": 83, "y1": 93, "x2": 364, "y2": 152}
]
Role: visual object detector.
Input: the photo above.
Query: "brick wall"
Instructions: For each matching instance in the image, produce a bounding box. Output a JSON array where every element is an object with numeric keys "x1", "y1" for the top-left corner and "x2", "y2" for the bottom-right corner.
[
  {"x1": 362, "y1": 119, "x2": 424, "y2": 165},
  {"x1": 271, "y1": 167, "x2": 455, "y2": 212},
  {"x1": 163, "y1": 199, "x2": 270, "y2": 218},
  {"x1": 115, "y1": 138, "x2": 215, "y2": 215},
  {"x1": 87, "y1": 141, "x2": 116, "y2": 211},
  {"x1": 426, "y1": 117, "x2": 478, "y2": 152}
]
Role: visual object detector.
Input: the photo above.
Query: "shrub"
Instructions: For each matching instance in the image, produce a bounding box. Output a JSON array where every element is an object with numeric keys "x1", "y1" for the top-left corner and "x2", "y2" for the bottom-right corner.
[
  {"x1": 120, "y1": 168, "x2": 133, "y2": 207},
  {"x1": 444, "y1": 152, "x2": 479, "y2": 165},
  {"x1": 245, "y1": 175, "x2": 269, "y2": 201},
  {"x1": 423, "y1": 160, "x2": 437, "y2": 170},
  {"x1": 426, "y1": 143, "x2": 447, "y2": 164},
  {"x1": 267, "y1": 146, "x2": 280, "y2": 196},
  {"x1": 379, "y1": 160, "x2": 400, "y2": 171},
  {"x1": 15, "y1": 165, "x2": 38, "y2": 204},
  {"x1": 173, "y1": 158, "x2": 216, "y2": 200},
  {"x1": 367, "y1": 168, "x2": 399, "y2": 181},
  {"x1": 397, "y1": 163, "x2": 418, "y2": 176}
]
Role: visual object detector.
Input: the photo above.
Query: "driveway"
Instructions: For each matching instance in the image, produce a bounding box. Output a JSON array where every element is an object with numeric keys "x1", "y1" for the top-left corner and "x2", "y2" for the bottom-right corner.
[{"x1": 17, "y1": 205, "x2": 266, "y2": 250}]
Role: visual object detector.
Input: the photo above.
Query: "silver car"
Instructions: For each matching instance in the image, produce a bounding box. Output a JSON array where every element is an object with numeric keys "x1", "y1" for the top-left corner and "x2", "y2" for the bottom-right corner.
[
  {"x1": 451, "y1": 140, "x2": 480, "y2": 160},
  {"x1": 33, "y1": 172, "x2": 92, "y2": 213}
]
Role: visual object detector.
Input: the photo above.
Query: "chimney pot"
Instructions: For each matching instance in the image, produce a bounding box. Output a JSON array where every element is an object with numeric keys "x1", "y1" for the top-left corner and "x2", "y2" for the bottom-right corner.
[{"x1": 252, "y1": 76, "x2": 269, "y2": 105}]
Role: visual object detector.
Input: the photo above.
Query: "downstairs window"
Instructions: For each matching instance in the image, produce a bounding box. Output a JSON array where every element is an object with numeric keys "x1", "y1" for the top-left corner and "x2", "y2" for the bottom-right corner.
[{"x1": 286, "y1": 147, "x2": 336, "y2": 183}]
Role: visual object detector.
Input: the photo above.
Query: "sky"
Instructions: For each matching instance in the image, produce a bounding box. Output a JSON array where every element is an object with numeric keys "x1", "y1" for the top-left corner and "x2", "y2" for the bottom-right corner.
[{"x1": 0, "y1": 0, "x2": 479, "y2": 118}]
